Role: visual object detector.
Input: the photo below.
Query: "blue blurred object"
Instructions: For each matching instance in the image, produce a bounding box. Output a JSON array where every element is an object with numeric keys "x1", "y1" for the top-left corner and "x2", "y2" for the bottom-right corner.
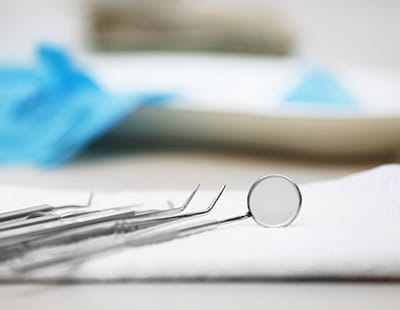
[
  {"x1": 0, "y1": 45, "x2": 172, "y2": 166},
  {"x1": 284, "y1": 68, "x2": 357, "y2": 108}
]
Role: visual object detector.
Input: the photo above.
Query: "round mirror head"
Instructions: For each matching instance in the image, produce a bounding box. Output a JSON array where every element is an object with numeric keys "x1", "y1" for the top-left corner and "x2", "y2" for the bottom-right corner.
[{"x1": 247, "y1": 175, "x2": 302, "y2": 228}]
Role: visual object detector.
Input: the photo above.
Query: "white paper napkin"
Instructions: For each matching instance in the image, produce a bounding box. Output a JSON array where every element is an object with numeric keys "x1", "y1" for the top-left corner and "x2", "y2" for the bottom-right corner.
[{"x1": 1, "y1": 164, "x2": 399, "y2": 281}]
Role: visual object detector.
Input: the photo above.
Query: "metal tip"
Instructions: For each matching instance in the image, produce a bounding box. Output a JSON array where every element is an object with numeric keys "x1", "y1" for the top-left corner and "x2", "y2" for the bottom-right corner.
[
  {"x1": 86, "y1": 193, "x2": 94, "y2": 207},
  {"x1": 167, "y1": 200, "x2": 175, "y2": 209},
  {"x1": 207, "y1": 185, "x2": 226, "y2": 212},
  {"x1": 181, "y1": 184, "x2": 200, "y2": 210}
]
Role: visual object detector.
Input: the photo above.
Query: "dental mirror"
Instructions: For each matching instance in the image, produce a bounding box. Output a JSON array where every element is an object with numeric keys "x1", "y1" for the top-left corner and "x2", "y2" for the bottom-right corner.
[
  {"x1": 247, "y1": 174, "x2": 302, "y2": 227},
  {"x1": 14, "y1": 175, "x2": 302, "y2": 271}
]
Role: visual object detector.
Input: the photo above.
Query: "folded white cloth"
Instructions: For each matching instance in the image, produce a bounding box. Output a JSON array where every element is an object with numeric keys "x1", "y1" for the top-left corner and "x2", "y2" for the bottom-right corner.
[{"x1": 1, "y1": 164, "x2": 399, "y2": 281}]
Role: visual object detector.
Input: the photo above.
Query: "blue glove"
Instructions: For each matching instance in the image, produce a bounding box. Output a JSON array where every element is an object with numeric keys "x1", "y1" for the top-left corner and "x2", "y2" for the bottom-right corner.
[
  {"x1": 0, "y1": 45, "x2": 172, "y2": 166},
  {"x1": 283, "y1": 67, "x2": 357, "y2": 109}
]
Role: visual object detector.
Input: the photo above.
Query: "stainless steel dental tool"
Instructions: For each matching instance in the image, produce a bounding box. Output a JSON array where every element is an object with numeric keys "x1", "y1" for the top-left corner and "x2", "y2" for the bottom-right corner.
[
  {"x1": 0, "y1": 185, "x2": 201, "y2": 250},
  {"x1": 0, "y1": 194, "x2": 94, "y2": 223},
  {"x1": 8, "y1": 174, "x2": 302, "y2": 272}
]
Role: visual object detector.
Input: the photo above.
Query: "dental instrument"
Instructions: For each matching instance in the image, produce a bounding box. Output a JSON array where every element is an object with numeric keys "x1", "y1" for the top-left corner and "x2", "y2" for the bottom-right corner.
[{"x1": 12, "y1": 175, "x2": 301, "y2": 272}]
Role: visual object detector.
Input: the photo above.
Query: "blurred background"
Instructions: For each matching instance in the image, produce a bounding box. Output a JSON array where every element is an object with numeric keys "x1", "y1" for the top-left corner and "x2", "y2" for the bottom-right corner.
[
  {"x1": 1, "y1": 2, "x2": 400, "y2": 306},
  {"x1": 0, "y1": 0, "x2": 399, "y2": 189},
  {"x1": 1, "y1": 0, "x2": 400, "y2": 67}
]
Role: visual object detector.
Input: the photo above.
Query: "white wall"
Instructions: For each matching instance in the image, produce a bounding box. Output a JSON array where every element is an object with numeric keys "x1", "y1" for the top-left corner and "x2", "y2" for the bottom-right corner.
[
  {"x1": 270, "y1": 0, "x2": 400, "y2": 70},
  {"x1": 0, "y1": 0, "x2": 399, "y2": 70}
]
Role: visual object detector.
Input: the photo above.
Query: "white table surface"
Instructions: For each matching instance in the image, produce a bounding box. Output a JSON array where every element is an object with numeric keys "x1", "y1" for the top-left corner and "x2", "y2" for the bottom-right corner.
[{"x1": 1, "y1": 147, "x2": 399, "y2": 309}]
